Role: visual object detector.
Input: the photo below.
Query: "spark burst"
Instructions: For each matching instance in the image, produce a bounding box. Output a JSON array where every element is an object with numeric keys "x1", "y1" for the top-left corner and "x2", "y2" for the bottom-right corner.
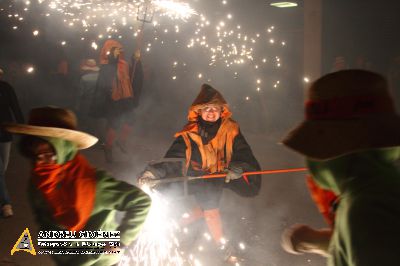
[
  {"x1": 1, "y1": 0, "x2": 287, "y2": 101},
  {"x1": 119, "y1": 188, "x2": 195, "y2": 266}
]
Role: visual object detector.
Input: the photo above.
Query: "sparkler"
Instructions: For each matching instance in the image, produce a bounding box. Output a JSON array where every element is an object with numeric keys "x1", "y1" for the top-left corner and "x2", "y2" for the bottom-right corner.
[
  {"x1": 119, "y1": 187, "x2": 199, "y2": 266},
  {"x1": 122, "y1": 168, "x2": 307, "y2": 265}
]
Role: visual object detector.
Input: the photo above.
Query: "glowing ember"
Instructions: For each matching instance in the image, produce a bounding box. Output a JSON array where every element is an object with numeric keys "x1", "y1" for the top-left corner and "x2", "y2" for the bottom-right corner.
[{"x1": 26, "y1": 66, "x2": 34, "y2": 73}]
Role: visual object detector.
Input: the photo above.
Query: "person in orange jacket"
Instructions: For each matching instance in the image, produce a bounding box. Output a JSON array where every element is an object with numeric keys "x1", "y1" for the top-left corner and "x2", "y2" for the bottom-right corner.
[{"x1": 139, "y1": 84, "x2": 261, "y2": 262}]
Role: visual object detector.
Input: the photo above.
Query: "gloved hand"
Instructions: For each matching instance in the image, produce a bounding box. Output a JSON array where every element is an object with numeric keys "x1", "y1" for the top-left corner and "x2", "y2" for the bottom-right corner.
[
  {"x1": 281, "y1": 224, "x2": 332, "y2": 257},
  {"x1": 225, "y1": 164, "x2": 243, "y2": 183},
  {"x1": 137, "y1": 170, "x2": 158, "y2": 187}
]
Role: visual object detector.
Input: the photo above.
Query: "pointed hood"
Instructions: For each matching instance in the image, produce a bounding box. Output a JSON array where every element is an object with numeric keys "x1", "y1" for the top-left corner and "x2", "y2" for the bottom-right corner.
[
  {"x1": 99, "y1": 39, "x2": 124, "y2": 65},
  {"x1": 188, "y1": 84, "x2": 232, "y2": 122}
]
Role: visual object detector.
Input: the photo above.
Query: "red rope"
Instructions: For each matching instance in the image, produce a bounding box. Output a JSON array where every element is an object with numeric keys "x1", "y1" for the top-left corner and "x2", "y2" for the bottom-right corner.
[{"x1": 201, "y1": 167, "x2": 308, "y2": 179}]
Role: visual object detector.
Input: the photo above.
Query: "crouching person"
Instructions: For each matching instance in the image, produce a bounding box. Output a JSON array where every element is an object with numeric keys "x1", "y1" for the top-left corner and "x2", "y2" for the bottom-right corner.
[{"x1": 4, "y1": 106, "x2": 151, "y2": 266}]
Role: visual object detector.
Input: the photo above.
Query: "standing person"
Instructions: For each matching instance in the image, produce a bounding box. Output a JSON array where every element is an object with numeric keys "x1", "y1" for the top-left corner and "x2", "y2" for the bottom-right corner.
[
  {"x1": 0, "y1": 79, "x2": 24, "y2": 217},
  {"x1": 281, "y1": 70, "x2": 400, "y2": 265},
  {"x1": 139, "y1": 84, "x2": 261, "y2": 263},
  {"x1": 91, "y1": 39, "x2": 143, "y2": 163},
  {"x1": 76, "y1": 59, "x2": 100, "y2": 135},
  {"x1": 116, "y1": 48, "x2": 144, "y2": 152},
  {"x1": 129, "y1": 49, "x2": 144, "y2": 109},
  {"x1": 5, "y1": 106, "x2": 151, "y2": 266}
]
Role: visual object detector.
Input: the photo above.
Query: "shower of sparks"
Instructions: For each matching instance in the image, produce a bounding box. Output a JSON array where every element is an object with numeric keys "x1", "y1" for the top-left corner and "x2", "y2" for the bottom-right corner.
[
  {"x1": 153, "y1": 0, "x2": 197, "y2": 20},
  {"x1": 1, "y1": 0, "x2": 288, "y2": 102},
  {"x1": 118, "y1": 186, "x2": 249, "y2": 266},
  {"x1": 119, "y1": 188, "x2": 198, "y2": 266},
  {"x1": 4, "y1": 0, "x2": 196, "y2": 34}
]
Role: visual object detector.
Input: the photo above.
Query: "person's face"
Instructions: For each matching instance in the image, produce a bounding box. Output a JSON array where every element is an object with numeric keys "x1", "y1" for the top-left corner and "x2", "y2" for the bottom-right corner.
[
  {"x1": 113, "y1": 47, "x2": 123, "y2": 59},
  {"x1": 32, "y1": 141, "x2": 57, "y2": 166},
  {"x1": 200, "y1": 105, "x2": 222, "y2": 122}
]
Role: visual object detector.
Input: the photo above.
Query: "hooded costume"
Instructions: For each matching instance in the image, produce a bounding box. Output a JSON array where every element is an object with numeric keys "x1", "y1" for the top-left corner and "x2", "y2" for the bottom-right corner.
[
  {"x1": 149, "y1": 84, "x2": 261, "y2": 246},
  {"x1": 281, "y1": 70, "x2": 400, "y2": 266},
  {"x1": 90, "y1": 39, "x2": 144, "y2": 163},
  {"x1": 91, "y1": 39, "x2": 135, "y2": 118},
  {"x1": 165, "y1": 84, "x2": 261, "y2": 204}
]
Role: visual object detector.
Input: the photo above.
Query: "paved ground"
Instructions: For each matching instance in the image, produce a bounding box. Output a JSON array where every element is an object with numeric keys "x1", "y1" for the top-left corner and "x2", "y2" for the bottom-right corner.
[{"x1": 0, "y1": 129, "x2": 326, "y2": 266}]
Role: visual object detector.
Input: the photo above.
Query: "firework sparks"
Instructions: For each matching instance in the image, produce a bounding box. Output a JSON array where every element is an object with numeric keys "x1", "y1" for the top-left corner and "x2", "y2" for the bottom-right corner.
[
  {"x1": 119, "y1": 188, "x2": 198, "y2": 266},
  {"x1": 153, "y1": 0, "x2": 197, "y2": 20},
  {"x1": 1, "y1": 0, "x2": 288, "y2": 103}
]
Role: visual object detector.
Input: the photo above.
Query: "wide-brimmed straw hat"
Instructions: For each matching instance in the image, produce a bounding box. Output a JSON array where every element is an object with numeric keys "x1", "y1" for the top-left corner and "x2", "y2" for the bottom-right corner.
[
  {"x1": 3, "y1": 107, "x2": 98, "y2": 149},
  {"x1": 282, "y1": 69, "x2": 400, "y2": 160}
]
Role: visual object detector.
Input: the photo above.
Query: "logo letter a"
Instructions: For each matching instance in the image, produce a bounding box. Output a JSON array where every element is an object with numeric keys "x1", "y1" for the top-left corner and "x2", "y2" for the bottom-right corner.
[{"x1": 11, "y1": 228, "x2": 36, "y2": 256}]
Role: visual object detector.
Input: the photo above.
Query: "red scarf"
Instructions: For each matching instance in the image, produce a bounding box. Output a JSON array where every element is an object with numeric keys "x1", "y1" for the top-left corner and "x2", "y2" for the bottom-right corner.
[{"x1": 33, "y1": 154, "x2": 96, "y2": 231}]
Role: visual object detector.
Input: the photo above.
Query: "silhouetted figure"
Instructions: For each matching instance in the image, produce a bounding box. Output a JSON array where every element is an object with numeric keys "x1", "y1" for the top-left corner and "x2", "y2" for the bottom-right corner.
[
  {"x1": 91, "y1": 40, "x2": 143, "y2": 163},
  {"x1": 0, "y1": 80, "x2": 24, "y2": 217}
]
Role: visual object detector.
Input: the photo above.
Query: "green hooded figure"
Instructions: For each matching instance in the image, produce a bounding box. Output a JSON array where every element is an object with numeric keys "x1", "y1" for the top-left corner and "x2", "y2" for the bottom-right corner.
[{"x1": 281, "y1": 70, "x2": 400, "y2": 266}]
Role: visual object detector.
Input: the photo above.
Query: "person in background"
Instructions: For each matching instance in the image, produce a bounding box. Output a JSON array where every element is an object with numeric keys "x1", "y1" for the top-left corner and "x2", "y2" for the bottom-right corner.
[
  {"x1": 119, "y1": 49, "x2": 144, "y2": 151},
  {"x1": 76, "y1": 59, "x2": 100, "y2": 135},
  {"x1": 5, "y1": 106, "x2": 151, "y2": 266},
  {"x1": 139, "y1": 84, "x2": 261, "y2": 263},
  {"x1": 0, "y1": 77, "x2": 24, "y2": 217},
  {"x1": 91, "y1": 40, "x2": 143, "y2": 163},
  {"x1": 281, "y1": 70, "x2": 400, "y2": 266}
]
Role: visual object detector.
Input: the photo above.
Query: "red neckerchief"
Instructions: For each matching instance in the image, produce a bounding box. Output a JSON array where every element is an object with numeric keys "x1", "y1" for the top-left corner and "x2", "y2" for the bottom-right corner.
[{"x1": 33, "y1": 154, "x2": 96, "y2": 231}]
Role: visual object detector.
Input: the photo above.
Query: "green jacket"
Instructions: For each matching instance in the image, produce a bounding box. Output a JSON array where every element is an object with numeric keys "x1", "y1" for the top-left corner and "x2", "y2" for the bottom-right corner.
[
  {"x1": 307, "y1": 147, "x2": 400, "y2": 266},
  {"x1": 29, "y1": 170, "x2": 151, "y2": 266},
  {"x1": 28, "y1": 138, "x2": 151, "y2": 266}
]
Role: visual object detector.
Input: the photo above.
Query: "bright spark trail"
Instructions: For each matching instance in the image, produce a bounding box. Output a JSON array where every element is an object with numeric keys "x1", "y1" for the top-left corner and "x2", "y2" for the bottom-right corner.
[
  {"x1": 1, "y1": 0, "x2": 288, "y2": 102},
  {"x1": 119, "y1": 187, "x2": 194, "y2": 266}
]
